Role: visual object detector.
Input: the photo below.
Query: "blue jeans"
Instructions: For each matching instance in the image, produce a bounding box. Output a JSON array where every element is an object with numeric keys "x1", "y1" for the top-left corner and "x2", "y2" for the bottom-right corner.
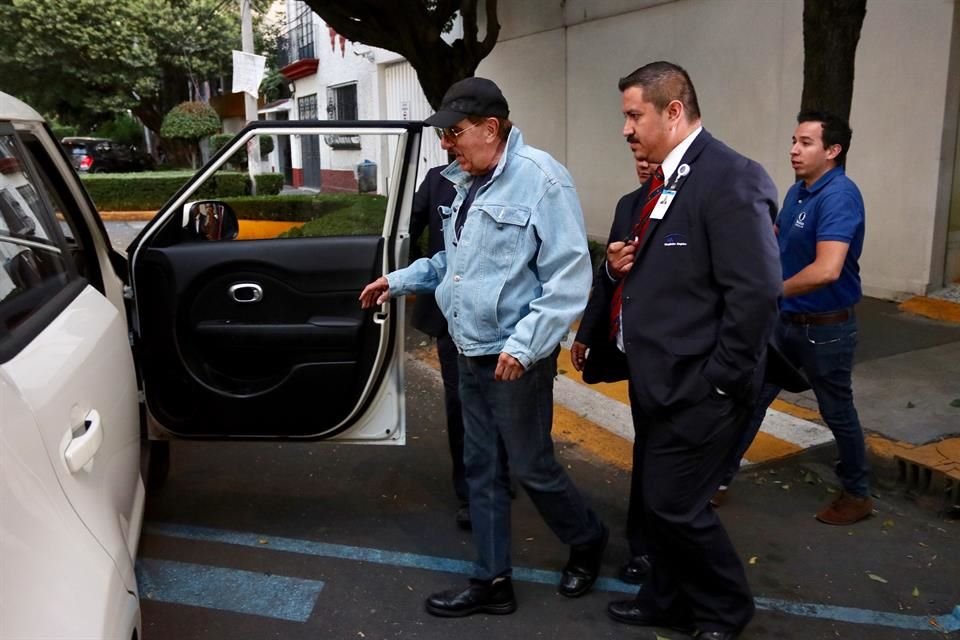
[
  {"x1": 458, "y1": 349, "x2": 604, "y2": 581},
  {"x1": 724, "y1": 316, "x2": 869, "y2": 496}
]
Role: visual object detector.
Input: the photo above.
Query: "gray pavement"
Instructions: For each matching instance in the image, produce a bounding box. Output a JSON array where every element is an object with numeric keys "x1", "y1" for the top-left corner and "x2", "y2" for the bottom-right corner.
[
  {"x1": 103, "y1": 219, "x2": 148, "y2": 253},
  {"x1": 777, "y1": 297, "x2": 960, "y2": 445}
]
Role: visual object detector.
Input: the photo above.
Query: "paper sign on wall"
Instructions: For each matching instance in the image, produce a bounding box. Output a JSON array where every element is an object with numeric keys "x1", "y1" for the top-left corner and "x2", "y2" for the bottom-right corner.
[{"x1": 232, "y1": 50, "x2": 267, "y2": 97}]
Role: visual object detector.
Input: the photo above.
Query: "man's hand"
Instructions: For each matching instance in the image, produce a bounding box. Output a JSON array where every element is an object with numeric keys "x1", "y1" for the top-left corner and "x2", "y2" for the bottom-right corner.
[
  {"x1": 359, "y1": 276, "x2": 391, "y2": 308},
  {"x1": 570, "y1": 341, "x2": 588, "y2": 372},
  {"x1": 606, "y1": 241, "x2": 636, "y2": 279},
  {"x1": 495, "y1": 352, "x2": 526, "y2": 381}
]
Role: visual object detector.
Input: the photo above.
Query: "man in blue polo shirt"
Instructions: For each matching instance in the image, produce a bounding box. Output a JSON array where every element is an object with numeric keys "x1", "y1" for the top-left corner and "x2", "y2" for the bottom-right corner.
[{"x1": 717, "y1": 111, "x2": 871, "y2": 525}]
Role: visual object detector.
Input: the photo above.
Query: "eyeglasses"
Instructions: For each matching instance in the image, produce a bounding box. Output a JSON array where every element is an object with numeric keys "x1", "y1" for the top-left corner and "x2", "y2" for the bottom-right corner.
[{"x1": 434, "y1": 121, "x2": 482, "y2": 142}]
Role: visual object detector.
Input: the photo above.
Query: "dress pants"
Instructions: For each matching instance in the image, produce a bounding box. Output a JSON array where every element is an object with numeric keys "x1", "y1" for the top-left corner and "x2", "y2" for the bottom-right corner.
[{"x1": 630, "y1": 383, "x2": 755, "y2": 633}]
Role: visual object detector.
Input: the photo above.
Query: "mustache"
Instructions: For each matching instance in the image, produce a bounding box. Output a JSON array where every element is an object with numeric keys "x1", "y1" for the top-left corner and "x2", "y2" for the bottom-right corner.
[{"x1": 626, "y1": 136, "x2": 640, "y2": 144}]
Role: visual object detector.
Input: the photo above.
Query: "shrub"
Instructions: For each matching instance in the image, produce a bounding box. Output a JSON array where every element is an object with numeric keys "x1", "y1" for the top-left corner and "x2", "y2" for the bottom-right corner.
[
  {"x1": 160, "y1": 102, "x2": 220, "y2": 168},
  {"x1": 94, "y1": 114, "x2": 145, "y2": 148},
  {"x1": 210, "y1": 134, "x2": 276, "y2": 167},
  {"x1": 80, "y1": 171, "x2": 282, "y2": 210}
]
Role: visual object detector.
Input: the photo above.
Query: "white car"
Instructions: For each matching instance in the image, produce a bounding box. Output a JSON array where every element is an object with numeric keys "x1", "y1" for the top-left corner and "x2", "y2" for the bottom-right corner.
[{"x1": 0, "y1": 91, "x2": 422, "y2": 639}]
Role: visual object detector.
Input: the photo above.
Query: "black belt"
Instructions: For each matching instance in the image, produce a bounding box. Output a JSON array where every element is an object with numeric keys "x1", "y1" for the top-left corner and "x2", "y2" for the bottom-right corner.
[{"x1": 781, "y1": 307, "x2": 853, "y2": 326}]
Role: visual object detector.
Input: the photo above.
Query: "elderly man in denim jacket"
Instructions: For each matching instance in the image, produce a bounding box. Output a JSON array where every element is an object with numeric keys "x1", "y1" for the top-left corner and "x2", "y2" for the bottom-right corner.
[{"x1": 360, "y1": 77, "x2": 607, "y2": 617}]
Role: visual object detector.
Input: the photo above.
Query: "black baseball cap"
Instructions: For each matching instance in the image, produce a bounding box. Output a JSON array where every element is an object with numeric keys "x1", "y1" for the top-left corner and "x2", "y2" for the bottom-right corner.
[{"x1": 424, "y1": 77, "x2": 510, "y2": 128}]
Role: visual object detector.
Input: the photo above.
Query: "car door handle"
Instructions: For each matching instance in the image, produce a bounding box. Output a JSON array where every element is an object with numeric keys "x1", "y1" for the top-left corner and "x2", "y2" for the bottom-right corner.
[
  {"x1": 229, "y1": 282, "x2": 263, "y2": 303},
  {"x1": 64, "y1": 409, "x2": 103, "y2": 473}
]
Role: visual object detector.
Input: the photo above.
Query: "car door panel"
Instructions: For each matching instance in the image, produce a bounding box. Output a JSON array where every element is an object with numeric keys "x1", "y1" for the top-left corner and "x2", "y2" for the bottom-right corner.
[
  {"x1": 130, "y1": 123, "x2": 421, "y2": 442},
  {"x1": 135, "y1": 236, "x2": 386, "y2": 435}
]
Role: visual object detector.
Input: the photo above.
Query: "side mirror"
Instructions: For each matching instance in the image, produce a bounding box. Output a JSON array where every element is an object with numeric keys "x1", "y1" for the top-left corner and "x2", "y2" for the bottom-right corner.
[{"x1": 183, "y1": 200, "x2": 239, "y2": 241}]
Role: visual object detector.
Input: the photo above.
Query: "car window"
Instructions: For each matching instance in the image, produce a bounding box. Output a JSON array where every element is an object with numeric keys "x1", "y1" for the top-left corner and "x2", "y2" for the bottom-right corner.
[
  {"x1": 0, "y1": 131, "x2": 77, "y2": 355},
  {"x1": 169, "y1": 131, "x2": 398, "y2": 243}
]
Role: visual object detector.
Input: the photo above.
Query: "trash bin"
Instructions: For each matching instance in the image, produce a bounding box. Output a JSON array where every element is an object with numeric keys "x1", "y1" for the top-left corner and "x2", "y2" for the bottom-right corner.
[{"x1": 356, "y1": 159, "x2": 377, "y2": 193}]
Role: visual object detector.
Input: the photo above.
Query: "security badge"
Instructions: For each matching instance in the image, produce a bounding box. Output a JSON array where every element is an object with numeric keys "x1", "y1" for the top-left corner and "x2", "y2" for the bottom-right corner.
[{"x1": 650, "y1": 163, "x2": 690, "y2": 220}]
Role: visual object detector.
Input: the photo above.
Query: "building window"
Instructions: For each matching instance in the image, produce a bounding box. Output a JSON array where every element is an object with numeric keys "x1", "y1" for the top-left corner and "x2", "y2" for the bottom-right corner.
[
  {"x1": 327, "y1": 84, "x2": 358, "y2": 120},
  {"x1": 324, "y1": 84, "x2": 360, "y2": 149},
  {"x1": 298, "y1": 94, "x2": 318, "y2": 120}
]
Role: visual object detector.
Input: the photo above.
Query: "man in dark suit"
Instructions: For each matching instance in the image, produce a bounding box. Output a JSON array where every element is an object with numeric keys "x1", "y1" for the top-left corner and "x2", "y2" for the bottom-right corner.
[
  {"x1": 600, "y1": 62, "x2": 781, "y2": 639},
  {"x1": 570, "y1": 156, "x2": 659, "y2": 585},
  {"x1": 408, "y1": 163, "x2": 470, "y2": 529}
]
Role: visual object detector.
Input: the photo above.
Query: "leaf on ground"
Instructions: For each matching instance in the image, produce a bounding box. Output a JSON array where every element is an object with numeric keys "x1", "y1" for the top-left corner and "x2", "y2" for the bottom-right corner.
[
  {"x1": 749, "y1": 556, "x2": 758, "y2": 565},
  {"x1": 950, "y1": 398, "x2": 960, "y2": 408},
  {"x1": 257, "y1": 538, "x2": 269, "y2": 545},
  {"x1": 803, "y1": 471, "x2": 818, "y2": 484},
  {"x1": 867, "y1": 573, "x2": 888, "y2": 584},
  {"x1": 882, "y1": 519, "x2": 895, "y2": 530},
  {"x1": 912, "y1": 587, "x2": 920, "y2": 597},
  {"x1": 906, "y1": 401, "x2": 916, "y2": 408},
  {"x1": 781, "y1": 484, "x2": 791, "y2": 490}
]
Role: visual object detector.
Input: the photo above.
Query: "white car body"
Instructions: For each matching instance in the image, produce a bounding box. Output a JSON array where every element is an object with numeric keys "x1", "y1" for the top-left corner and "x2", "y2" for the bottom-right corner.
[{"x1": 0, "y1": 91, "x2": 420, "y2": 638}]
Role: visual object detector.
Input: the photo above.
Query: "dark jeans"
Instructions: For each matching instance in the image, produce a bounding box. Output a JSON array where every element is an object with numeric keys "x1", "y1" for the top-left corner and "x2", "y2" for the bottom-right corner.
[
  {"x1": 437, "y1": 332, "x2": 468, "y2": 504},
  {"x1": 458, "y1": 348, "x2": 604, "y2": 581},
  {"x1": 723, "y1": 316, "x2": 869, "y2": 496}
]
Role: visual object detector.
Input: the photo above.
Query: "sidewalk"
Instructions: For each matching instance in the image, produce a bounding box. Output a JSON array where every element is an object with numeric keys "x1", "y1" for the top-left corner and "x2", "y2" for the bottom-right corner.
[{"x1": 410, "y1": 293, "x2": 960, "y2": 510}]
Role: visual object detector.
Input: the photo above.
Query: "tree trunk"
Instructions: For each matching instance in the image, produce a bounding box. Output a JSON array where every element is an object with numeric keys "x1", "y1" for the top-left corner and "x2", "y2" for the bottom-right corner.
[{"x1": 801, "y1": 0, "x2": 867, "y2": 121}]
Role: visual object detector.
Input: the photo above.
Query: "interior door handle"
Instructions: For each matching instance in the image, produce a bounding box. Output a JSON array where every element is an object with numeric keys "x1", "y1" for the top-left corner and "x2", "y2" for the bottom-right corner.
[
  {"x1": 64, "y1": 409, "x2": 103, "y2": 473},
  {"x1": 229, "y1": 282, "x2": 263, "y2": 303}
]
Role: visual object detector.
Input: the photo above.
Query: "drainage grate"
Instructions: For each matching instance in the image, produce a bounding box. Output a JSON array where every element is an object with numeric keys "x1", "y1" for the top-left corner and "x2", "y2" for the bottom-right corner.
[{"x1": 896, "y1": 455, "x2": 960, "y2": 512}]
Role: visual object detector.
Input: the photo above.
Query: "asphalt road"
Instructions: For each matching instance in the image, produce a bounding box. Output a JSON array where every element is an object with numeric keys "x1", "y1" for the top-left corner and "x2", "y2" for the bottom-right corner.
[{"x1": 137, "y1": 346, "x2": 960, "y2": 640}]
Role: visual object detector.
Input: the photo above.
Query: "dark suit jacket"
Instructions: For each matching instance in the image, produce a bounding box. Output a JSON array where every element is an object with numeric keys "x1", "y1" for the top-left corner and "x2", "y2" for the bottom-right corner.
[
  {"x1": 575, "y1": 184, "x2": 648, "y2": 383},
  {"x1": 409, "y1": 165, "x2": 457, "y2": 337},
  {"x1": 594, "y1": 130, "x2": 783, "y2": 413}
]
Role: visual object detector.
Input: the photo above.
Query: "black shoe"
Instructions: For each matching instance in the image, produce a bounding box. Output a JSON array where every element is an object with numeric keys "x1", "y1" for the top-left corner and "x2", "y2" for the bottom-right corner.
[
  {"x1": 619, "y1": 555, "x2": 651, "y2": 584},
  {"x1": 425, "y1": 579, "x2": 517, "y2": 617},
  {"x1": 455, "y1": 504, "x2": 472, "y2": 531},
  {"x1": 693, "y1": 631, "x2": 739, "y2": 640},
  {"x1": 606, "y1": 600, "x2": 694, "y2": 633},
  {"x1": 558, "y1": 525, "x2": 608, "y2": 598}
]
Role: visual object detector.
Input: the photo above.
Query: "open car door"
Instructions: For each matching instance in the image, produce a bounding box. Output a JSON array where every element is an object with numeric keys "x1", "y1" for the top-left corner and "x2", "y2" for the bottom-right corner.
[{"x1": 128, "y1": 121, "x2": 422, "y2": 443}]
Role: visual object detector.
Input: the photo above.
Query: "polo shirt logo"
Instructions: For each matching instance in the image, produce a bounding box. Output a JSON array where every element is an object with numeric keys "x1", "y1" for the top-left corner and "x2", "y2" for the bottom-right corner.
[{"x1": 795, "y1": 211, "x2": 807, "y2": 229}]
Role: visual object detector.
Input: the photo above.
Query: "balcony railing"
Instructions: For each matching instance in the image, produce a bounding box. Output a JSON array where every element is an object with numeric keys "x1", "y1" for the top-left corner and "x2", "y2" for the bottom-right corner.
[{"x1": 278, "y1": 15, "x2": 317, "y2": 67}]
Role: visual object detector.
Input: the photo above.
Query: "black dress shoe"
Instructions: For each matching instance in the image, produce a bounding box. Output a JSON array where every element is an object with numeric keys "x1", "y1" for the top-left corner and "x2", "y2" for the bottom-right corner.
[
  {"x1": 693, "y1": 631, "x2": 739, "y2": 640},
  {"x1": 425, "y1": 579, "x2": 517, "y2": 617},
  {"x1": 558, "y1": 525, "x2": 608, "y2": 598},
  {"x1": 606, "y1": 599, "x2": 694, "y2": 633},
  {"x1": 455, "y1": 504, "x2": 472, "y2": 530},
  {"x1": 619, "y1": 555, "x2": 651, "y2": 584}
]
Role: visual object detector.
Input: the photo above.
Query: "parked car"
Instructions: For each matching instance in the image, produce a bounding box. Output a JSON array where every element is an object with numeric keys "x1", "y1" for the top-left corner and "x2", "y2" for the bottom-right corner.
[
  {"x1": 61, "y1": 136, "x2": 155, "y2": 173},
  {"x1": 0, "y1": 90, "x2": 422, "y2": 638}
]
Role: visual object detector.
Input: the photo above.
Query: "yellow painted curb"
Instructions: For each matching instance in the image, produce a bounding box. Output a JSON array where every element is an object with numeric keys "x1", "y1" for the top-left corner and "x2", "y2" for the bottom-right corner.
[
  {"x1": 237, "y1": 220, "x2": 303, "y2": 240},
  {"x1": 97, "y1": 212, "x2": 304, "y2": 240},
  {"x1": 99, "y1": 210, "x2": 156, "y2": 221},
  {"x1": 898, "y1": 296, "x2": 960, "y2": 324}
]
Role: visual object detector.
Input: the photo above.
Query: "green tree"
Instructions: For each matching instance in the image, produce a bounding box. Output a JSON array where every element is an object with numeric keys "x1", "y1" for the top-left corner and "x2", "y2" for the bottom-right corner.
[
  {"x1": 302, "y1": 0, "x2": 500, "y2": 109},
  {"x1": 160, "y1": 101, "x2": 220, "y2": 168},
  {"x1": 0, "y1": 0, "x2": 273, "y2": 133}
]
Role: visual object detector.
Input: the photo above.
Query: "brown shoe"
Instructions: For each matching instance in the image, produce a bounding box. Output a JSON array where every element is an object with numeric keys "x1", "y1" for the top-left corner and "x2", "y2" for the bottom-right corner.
[
  {"x1": 710, "y1": 486, "x2": 728, "y2": 508},
  {"x1": 815, "y1": 491, "x2": 874, "y2": 525}
]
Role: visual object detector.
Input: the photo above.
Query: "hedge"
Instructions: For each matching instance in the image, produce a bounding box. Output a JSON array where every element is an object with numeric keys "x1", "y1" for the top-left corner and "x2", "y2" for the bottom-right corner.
[{"x1": 80, "y1": 171, "x2": 283, "y2": 210}]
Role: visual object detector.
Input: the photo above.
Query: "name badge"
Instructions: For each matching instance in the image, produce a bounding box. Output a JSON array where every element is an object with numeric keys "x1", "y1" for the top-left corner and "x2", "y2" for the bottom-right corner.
[{"x1": 650, "y1": 189, "x2": 676, "y2": 220}]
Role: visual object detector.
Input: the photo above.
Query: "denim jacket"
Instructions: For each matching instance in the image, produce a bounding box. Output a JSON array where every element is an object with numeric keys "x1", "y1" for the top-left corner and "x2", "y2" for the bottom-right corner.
[{"x1": 387, "y1": 127, "x2": 592, "y2": 368}]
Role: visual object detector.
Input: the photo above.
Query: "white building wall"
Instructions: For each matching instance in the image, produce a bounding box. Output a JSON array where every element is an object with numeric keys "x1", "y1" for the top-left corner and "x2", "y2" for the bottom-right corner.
[{"x1": 473, "y1": 0, "x2": 956, "y2": 299}]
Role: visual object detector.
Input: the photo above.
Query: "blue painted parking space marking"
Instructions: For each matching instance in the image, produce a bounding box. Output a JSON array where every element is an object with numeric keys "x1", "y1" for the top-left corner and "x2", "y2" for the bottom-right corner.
[
  {"x1": 146, "y1": 523, "x2": 959, "y2": 633},
  {"x1": 136, "y1": 558, "x2": 325, "y2": 622}
]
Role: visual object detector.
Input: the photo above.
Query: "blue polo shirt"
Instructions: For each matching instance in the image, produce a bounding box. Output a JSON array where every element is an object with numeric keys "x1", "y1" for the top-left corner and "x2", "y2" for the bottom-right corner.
[{"x1": 776, "y1": 166, "x2": 865, "y2": 314}]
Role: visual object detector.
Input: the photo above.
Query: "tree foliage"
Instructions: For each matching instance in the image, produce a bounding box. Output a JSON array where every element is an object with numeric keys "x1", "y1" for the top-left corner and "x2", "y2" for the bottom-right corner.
[
  {"x1": 302, "y1": 0, "x2": 500, "y2": 108},
  {"x1": 0, "y1": 0, "x2": 273, "y2": 133},
  {"x1": 160, "y1": 101, "x2": 220, "y2": 168},
  {"x1": 801, "y1": 0, "x2": 867, "y2": 122}
]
